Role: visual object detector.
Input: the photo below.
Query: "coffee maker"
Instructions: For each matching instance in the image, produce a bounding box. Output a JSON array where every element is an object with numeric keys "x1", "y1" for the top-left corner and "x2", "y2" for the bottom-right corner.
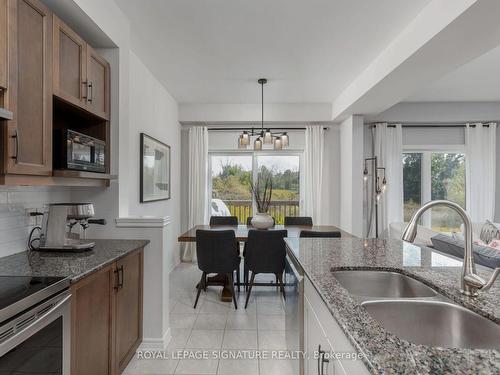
[{"x1": 37, "y1": 203, "x2": 104, "y2": 251}]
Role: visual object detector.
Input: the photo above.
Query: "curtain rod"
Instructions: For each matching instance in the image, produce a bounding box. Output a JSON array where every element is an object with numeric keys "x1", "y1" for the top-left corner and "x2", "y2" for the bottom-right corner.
[
  {"x1": 207, "y1": 127, "x2": 329, "y2": 131},
  {"x1": 369, "y1": 122, "x2": 496, "y2": 128}
]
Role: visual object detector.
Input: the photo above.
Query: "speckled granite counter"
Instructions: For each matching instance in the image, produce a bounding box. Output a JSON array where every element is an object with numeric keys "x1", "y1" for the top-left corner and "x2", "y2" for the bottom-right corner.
[
  {"x1": 0, "y1": 239, "x2": 149, "y2": 283},
  {"x1": 285, "y1": 237, "x2": 500, "y2": 374}
]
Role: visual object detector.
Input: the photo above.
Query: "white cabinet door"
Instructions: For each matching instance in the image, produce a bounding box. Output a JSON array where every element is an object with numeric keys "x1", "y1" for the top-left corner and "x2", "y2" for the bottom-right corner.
[
  {"x1": 304, "y1": 278, "x2": 370, "y2": 375},
  {"x1": 304, "y1": 295, "x2": 345, "y2": 375}
]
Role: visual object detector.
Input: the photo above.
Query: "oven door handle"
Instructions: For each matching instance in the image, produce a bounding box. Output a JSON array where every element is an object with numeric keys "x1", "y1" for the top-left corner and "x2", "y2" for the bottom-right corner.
[{"x1": 0, "y1": 294, "x2": 71, "y2": 357}]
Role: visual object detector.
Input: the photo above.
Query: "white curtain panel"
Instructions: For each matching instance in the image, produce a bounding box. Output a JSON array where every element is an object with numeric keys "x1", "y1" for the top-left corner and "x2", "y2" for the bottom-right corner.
[
  {"x1": 183, "y1": 126, "x2": 209, "y2": 262},
  {"x1": 372, "y1": 123, "x2": 404, "y2": 237},
  {"x1": 303, "y1": 125, "x2": 325, "y2": 224},
  {"x1": 465, "y1": 123, "x2": 497, "y2": 223}
]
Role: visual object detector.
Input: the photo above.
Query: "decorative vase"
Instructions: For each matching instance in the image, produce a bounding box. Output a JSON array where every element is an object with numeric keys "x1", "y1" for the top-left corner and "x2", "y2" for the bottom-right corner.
[{"x1": 251, "y1": 212, "x2": 274, "y2": 229}]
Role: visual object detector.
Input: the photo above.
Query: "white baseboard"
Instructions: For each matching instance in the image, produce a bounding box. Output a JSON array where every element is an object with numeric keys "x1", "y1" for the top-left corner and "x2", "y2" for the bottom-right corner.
[{"x1": 138, "y1": 328, "x2": 171, "y2": 352}]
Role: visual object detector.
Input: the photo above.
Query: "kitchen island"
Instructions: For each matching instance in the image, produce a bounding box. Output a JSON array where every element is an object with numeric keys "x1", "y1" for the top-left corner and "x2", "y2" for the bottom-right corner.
[{"x1": 285, "y1": 237, "x2": 500, "y2": 374}]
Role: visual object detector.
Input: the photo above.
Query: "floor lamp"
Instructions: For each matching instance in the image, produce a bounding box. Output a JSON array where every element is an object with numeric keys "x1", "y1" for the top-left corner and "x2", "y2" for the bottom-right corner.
[{"x1": 364, "y1": 157, "x2": 386, "y2": 238}]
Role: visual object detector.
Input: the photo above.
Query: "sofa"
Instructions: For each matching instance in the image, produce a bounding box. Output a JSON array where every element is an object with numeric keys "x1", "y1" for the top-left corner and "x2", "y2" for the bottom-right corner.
[{"x1": 389, "y1": 221, "x2": 500, "y2": 269}]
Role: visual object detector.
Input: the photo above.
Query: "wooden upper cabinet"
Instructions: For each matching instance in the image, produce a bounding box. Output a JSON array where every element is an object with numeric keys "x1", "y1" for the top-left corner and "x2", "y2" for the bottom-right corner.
[
  {"x1": 86, "y1": 45, "x2": 110, "y2": 120},
  {"x1": 5, "y1": 0, "x2": 52, "y2": 175},
  {"x1": 0, "y1": 0, "x2": 7, "y2": 90},
  {"x1": 115, "y1": 250, "x2": 143, "y2": 374},
  {"x1": 53, "y1": 15, "x2": 86, "y2": 108},
  {"x1": 52, "y1": 17, "x2": 110, "y2": 120}
]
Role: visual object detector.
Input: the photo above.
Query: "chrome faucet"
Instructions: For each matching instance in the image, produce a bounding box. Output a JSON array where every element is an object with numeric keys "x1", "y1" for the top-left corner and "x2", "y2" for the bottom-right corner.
[{"x1": 402, "y1": 200, "x2": 500, "y2": 297}]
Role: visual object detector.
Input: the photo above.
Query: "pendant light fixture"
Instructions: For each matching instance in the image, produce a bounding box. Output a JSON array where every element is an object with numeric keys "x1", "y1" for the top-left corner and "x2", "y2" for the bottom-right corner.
[{"x1": 237, "y1": 79, "x2": 290, "y2": 150}]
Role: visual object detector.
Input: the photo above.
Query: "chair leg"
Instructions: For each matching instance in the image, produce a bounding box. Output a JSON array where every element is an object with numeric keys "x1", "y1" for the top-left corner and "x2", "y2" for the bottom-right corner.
[
  {"x1": 228, "y1": 273, "x2": 238, "y2": 309},
  {"x1": 244, "y1": 269, "x2": 249, "y2": 291},
  {"x1": 236, "y1": 267, "x2": 241, "y2": 293},
  {"x1": 275, "y1": 273, "x2": 279, "y2": 290},
  {"x1": 194, "y1": 271, "x2": 206, "y2": 309},
  {"x1": 278, "y1": 273, "x2": 286, "y2": 300},
  {"x1": 245, "y1": 272, "x2": 256, "y2": 309}
]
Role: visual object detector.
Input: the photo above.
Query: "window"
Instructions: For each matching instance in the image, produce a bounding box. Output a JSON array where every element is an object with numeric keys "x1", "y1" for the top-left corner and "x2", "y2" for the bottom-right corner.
[
  {"x1": 256, "y1": 155, "x2": 300, "y2": 224},
  {"x1": 210, "y1": 153, "x2": 302, "y2": 224},
  {"x1": 403, "y1": 150, "x2": 465, "y2": 233}
]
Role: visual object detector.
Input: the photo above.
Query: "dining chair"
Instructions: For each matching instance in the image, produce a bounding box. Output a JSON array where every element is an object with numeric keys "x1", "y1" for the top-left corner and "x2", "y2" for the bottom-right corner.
[
  {"x1": 246, "y1": 216, "x2": 276, "y2": 226},
  {"x1": 244, "y1": 229, "x2": 288, "y2": 308},
  {"x1": 300, "y1": 230, "x2": 341, "y2": 238},
  {"x1": 284, "y1": 216, "x2": 313, "y2": 226},
  {"x1": 210, "y1": 216, "x2": 238, "y2": 226},
  {"x1": 194, "y1": 230, "x2": 240, "y2": 309}
]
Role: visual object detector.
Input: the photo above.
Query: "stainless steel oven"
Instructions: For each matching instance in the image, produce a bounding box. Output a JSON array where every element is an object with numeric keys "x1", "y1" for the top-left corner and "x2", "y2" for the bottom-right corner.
[{"x1": 0, "y1": 288, "x2": 71, "y2": 375}]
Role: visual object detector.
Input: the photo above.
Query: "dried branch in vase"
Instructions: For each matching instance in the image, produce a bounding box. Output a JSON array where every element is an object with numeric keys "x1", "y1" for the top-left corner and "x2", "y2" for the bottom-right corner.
[{"x1": 250, "y1": 174, "x2": 273, "y2": 213}]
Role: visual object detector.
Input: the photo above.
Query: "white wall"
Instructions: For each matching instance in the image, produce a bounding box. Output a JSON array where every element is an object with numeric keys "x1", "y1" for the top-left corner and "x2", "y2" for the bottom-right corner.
[{"x1": 339, "y1": 115, "x2": 364, "y2": 236}]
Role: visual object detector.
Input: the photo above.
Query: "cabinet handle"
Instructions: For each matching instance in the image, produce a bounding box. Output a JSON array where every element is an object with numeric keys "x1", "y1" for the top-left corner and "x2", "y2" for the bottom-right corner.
[
  {"x1": 318, "y1": 345, "x2": 330, "y2": 375},
  {"x1": 88, "y1": 81, "x2": 93, "y2": 103},
  {"x1": 82, "y1": 80, "x2": 88, "y2": 101},
  {"x1": 114, "y1": 265, "x2": 124, "y2": 289},
  {"x1": 11, "y1": 130, "x2": 18, "y2": 162}
]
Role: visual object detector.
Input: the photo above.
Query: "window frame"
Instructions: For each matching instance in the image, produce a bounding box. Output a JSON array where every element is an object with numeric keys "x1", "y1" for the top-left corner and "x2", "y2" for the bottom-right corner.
[
  {"x1": 208, "y1": 150, "x2": 304, "y2": 219},
  {"x1": 402, "y1": 144, "x2": 465, "y2": 228}
]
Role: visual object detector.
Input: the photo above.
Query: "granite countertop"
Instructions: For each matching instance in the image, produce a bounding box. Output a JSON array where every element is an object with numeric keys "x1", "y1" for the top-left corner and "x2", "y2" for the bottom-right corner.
[
  {"x1": 285, "y1": 237, "x2": 500, "y2": 374},
  {"x1": 0, "y1": 239, "x2": 149, "y2": 283}
]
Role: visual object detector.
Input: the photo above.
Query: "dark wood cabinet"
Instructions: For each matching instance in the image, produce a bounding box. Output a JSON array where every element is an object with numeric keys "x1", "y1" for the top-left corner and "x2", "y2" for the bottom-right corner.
[
  {"x1": 0, "y1": 0, "x2": 7, "y2": 90},
  {"x1": 53, "y1": 16, "x2": 110, "y2": 120},
  {"x1": 115, "y1": 250, "x2": 143, "y2": 374},
  {"x1": 3, "y1": 0, "x2": 52, "y2": 176},
  {"x1": 70, "y1": 249, "x2": 144, "y2": 375},
  {"x1": 70, "y1": 266, "x2": 115, "y2": 375},
  {"x1": 53, "y1": 15, "x2": 87, "y2": 109}
]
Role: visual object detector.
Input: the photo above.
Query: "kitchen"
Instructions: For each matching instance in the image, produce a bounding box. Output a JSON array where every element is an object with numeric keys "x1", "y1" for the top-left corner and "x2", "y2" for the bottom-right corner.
[{"x1": 1, "y1": 1, "x2": 500, "y2": 375}]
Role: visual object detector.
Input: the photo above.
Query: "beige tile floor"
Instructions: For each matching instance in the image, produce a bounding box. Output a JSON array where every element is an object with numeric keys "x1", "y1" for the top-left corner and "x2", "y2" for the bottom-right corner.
[{"x1": 124, "y1": 262, "x2": 295, "y2": 375}]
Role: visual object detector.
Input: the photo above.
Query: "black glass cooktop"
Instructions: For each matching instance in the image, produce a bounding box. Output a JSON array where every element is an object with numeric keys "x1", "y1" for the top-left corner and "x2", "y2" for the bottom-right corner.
[{"x1": 0, "y1": 276, "x2": 70, "y2": 324}]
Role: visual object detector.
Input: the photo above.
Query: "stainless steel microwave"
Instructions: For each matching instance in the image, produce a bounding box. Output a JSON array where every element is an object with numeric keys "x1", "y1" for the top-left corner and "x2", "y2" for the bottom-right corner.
[{"x1": 55, "y1": 129, "x2": 106, "y2": 173}]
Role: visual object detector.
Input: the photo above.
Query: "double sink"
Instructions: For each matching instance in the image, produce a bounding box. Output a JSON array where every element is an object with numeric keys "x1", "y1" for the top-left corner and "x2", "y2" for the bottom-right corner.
[{"x1": 332, "y1": 270, "x2": 500, "y2": 350}]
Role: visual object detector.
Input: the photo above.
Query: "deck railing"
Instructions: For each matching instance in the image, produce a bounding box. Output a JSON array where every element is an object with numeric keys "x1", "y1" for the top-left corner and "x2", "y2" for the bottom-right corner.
[{"x1": 223, "y1": 200, "x2": 300, "y2": 224}]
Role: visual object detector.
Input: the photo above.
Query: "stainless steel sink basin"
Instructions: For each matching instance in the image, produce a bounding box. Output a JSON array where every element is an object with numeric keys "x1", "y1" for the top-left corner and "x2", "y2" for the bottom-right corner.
[
  {"x1": 332, "y1": 270, "x2": 437, "y2": 298},
  {"x1": 362, "y1": 300, "x2": 500, "y2": 349}
]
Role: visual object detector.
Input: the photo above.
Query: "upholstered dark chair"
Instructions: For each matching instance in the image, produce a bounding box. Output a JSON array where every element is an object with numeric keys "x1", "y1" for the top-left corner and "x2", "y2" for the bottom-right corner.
[
  {"x1": 194, "y1": 230, "x2": 240, "y2": 309},
  {"x1": 284, "y1": 216, "x2": 313, "y2": 226},
  {"x1": 300, "y1": 230, "x2": 341, "y2": 238},
  {"x1": 210, "y1": 216, "x2": 238, "y2": 226},
  {"x1": 244, "y1": 229, "x2": 288, "y2": 308},
  {"x1": 246, "y1": 216, "x2": 276, "y2": 226},
  {"x1": 209, "y1": 215, "x2": 241, "y2": 290}
]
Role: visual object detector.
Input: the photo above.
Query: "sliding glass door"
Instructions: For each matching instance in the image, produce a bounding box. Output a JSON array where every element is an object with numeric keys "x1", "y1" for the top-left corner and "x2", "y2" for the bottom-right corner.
[
  {"x1": 403, "y1": 150, "x2": 465, "y2": 232},
  {"x1": 210, "y1": 152, "x2": 302, "y2": 224}
]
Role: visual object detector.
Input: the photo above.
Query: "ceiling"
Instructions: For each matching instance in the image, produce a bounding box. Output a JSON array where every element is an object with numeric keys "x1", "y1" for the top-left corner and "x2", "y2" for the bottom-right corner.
[
  {"x1": 406, "y1": 44, "x2": 500, "y2": 102},
  {"x1": 116, "y1": 0, "x2": 432, "y2": 104}
]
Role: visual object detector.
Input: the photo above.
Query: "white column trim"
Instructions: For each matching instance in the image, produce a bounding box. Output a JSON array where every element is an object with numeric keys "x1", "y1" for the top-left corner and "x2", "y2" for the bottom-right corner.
[
  {"x1": 138, "y1": 328, "x2": 172, "y2": 352},
  {"x1": 115, "y1": 216, "x2": 171, "y2": 228}
]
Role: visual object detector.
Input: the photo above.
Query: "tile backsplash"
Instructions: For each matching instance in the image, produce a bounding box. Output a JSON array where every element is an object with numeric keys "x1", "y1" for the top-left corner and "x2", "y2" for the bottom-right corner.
[{"x1": 0, "y1": 186, "x2": 72, "y2": 257}]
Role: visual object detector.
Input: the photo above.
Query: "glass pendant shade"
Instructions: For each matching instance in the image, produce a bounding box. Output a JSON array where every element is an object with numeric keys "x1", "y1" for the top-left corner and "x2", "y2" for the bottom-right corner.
[
  {"x1": 238, "y1": 135, "x2": 247, "y2": 149},
  {"x1": 263, "y1": 129, "x2": 273, "y2": 144},
  {"x1": 274, "y1": 137, "x2": 283, "y2": 150},
  {"x1": 241, "y1": 131, "x2": 250, "y2": 145},
  {"x1": 281, "y1": 132, "x2": 289, "y2": 147},
  {"x1": 254, "y1": 137, "x2": 263, "y2": 150}
]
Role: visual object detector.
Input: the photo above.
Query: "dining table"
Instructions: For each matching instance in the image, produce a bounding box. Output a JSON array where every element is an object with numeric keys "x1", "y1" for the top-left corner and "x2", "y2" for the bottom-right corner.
[{"x1": 178, "y1": 224, "x2": 351, "y2": 302}]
